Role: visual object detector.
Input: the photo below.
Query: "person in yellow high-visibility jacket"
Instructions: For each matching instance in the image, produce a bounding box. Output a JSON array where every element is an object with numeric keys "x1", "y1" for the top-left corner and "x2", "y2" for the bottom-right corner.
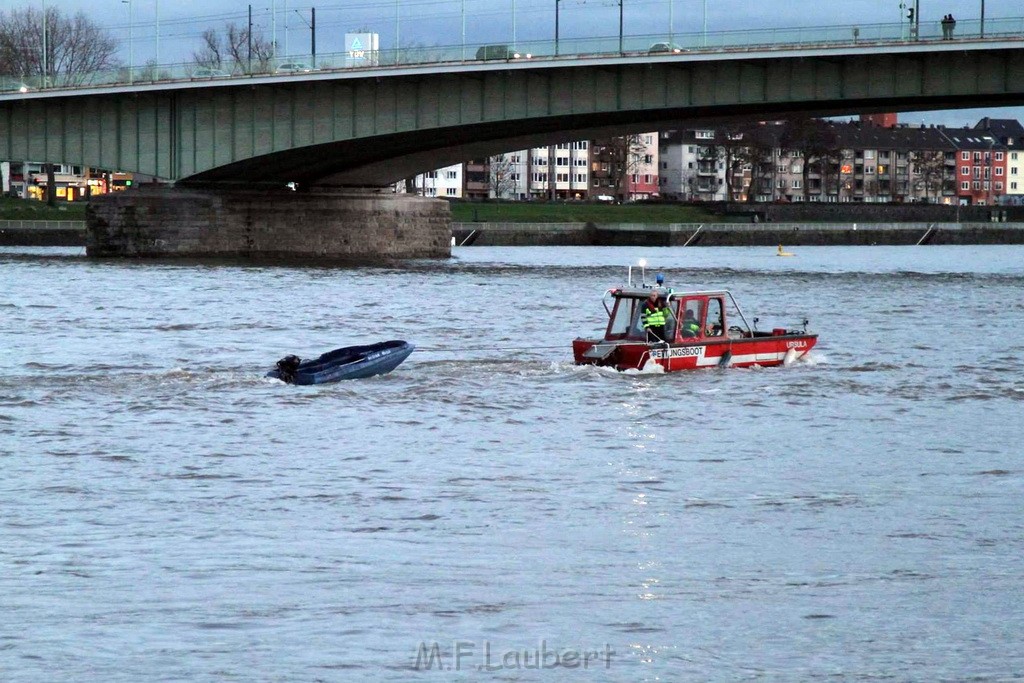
[{"x1": 641, "y1": 292, "x2": 672, "y2": 343}]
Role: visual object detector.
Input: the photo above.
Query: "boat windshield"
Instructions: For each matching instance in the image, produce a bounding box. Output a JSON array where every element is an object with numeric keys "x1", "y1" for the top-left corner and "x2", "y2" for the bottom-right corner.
[{"x1": 607, "y1": 296, "x2": 648, "y2": 339}]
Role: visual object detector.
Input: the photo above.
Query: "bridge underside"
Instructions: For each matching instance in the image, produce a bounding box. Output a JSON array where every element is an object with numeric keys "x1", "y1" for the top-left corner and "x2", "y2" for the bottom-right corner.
[{"x1": 3, "y1": 44, "x2": 1024, "y2": 186}]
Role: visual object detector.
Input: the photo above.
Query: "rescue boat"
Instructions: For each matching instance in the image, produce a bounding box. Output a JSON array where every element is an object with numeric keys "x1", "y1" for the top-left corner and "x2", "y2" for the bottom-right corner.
[{"x1": 572, "y1": 267, "x2": 817, "y2": 372}]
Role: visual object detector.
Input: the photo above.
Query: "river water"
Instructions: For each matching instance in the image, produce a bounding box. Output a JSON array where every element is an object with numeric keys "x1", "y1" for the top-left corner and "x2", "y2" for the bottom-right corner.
[{"x1": 2, "y1": 245, "x2": 1023, "y2": 681}]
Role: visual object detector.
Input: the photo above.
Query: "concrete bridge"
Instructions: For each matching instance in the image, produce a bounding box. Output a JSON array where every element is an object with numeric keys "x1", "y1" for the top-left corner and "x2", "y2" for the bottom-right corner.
[{"x1": 3, "y1": 22, "x2": 1024, "y2": 260}]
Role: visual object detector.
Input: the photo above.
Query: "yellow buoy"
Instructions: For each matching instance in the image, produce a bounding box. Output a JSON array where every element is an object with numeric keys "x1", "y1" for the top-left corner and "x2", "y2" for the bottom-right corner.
[{"x1": 777, "y1": 244, "x2": 795, "y2": 257}]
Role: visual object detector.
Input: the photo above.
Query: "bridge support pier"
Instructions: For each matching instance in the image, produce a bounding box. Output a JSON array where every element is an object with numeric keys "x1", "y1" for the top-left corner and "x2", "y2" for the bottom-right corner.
[{"x1": 85, "y1": 184, "x2": 451, "y2": 261}]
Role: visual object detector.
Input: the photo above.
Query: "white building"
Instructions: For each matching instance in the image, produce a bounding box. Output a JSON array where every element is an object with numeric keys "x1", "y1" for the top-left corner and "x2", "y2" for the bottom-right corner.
[{"x1": 658, "y1": 130, "x2": 726, "y2": 201}]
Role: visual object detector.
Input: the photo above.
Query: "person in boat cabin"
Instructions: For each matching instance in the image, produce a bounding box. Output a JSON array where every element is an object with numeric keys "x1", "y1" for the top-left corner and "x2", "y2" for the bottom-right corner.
[
  {"x1": 641, "y1": 291, "x2": 672, "y2": 343},
  {"x1": 681, "y1": 306, "x2": 701, "y2": 338}
]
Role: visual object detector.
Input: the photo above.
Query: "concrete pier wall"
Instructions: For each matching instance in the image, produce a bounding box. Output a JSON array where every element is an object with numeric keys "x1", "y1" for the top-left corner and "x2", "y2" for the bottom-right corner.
[{"x1": 86, "y1": 186, "x2": 451, "y2": 261}]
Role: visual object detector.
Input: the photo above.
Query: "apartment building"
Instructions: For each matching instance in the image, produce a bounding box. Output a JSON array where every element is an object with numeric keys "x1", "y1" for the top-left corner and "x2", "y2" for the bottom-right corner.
[{"x1": 974, "y1": 118, "x2": 1024, "y2": 200}]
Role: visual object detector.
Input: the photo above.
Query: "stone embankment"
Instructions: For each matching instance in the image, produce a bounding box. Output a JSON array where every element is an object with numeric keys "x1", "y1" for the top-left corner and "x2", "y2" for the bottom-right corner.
[
  {"x1": 8, "y1": 219, "x2": 1024, "y2": 249},
  {"x1": 452, "y1": 222, "x2": 1024, "y2": 246},
  {"x1": 0, "y1": 220, "x2": 85, "y2": 246}
]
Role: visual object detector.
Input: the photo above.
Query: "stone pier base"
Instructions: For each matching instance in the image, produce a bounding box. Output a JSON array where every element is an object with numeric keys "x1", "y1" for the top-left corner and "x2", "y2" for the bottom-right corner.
[{"x1": 86, "y1": 185, "x2": 451, "y2": 261}]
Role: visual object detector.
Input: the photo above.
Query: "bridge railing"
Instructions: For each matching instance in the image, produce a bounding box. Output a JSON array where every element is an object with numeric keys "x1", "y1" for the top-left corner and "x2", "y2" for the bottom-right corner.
[{"x1": 2, "y1": 17, "x2": 1024, "y2": 96}]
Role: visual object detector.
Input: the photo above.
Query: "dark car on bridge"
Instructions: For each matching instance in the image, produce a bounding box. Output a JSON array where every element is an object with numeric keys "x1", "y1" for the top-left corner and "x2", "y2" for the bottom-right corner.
[{"x1": 474, "y1": 45, "x2": 531, "y2": 61}]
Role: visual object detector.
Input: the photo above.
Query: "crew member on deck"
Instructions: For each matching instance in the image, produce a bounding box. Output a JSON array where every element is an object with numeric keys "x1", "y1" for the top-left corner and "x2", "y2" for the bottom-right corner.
[{"x1": 642, "y1": 292, "x2": 671, "y2": 343}]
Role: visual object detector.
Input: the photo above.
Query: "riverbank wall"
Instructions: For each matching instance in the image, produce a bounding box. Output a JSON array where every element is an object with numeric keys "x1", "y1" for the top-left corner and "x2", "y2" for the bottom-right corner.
[
  {"x1": 8, "y1": 220, "x2": 1024, "y2": 248},
  {"x1": 0, "y1": 220, "x2": 85, "y2": 247},
  {"x1": 452, "y1": 222, "x2": 1024, "y2": 247}
]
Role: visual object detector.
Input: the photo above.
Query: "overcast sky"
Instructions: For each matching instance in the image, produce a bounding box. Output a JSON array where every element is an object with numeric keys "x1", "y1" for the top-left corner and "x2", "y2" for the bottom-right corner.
[{"x1": 6, "y1": 0, "x2": 1023, "y2": 125}]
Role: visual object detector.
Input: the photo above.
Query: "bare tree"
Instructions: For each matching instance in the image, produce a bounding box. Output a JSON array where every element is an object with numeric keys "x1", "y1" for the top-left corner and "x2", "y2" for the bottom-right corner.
[
  {"x1": 780, "y1": 117, "x2": 839, "y2": 202},
  {"x1": 193, "y1": 23, "x2": 274, "y2": 74},
  {"x1": 608, "y1": 135, "x2": 648, "y2": 201},
  {"x1": 911, "y1": 150, "x2": 946, "y2": 202},
  {"x1": 488, "y1": 154, "x2": 517, "y2": 199},
  {"x1": 0, "y1": 7, "x2": 118, "y2": 86}
]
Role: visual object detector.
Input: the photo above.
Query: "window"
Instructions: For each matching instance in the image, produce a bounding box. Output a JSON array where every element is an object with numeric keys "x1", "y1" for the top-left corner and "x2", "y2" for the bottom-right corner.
[
  {"x1": 995, "y1": 182, "x2": 1004, "y2": 191},
  {"x1": 556, "y1": 173, "x2": 569, "y2": 182},
  {"x1": 865, "y1": 150, "x2": 876, "y2": 160},
  {"x1": 866, "y1": 166, "x2": 875, "y2": 174},
  {"x1": 424, "y1": 187, "x2": 436, "y2": 196},
  {"x1": 1012, "y1": 167, "x2": 1019, "y2": 175},
  {"x1": 644, "y1": 174, "x2": 652, "y2": 184},
  {"x1": 974, "y1": 167, "x2": 981, "y2": 179},
  {"x1": 792, "y1": 179, "x2": 803, "y2": 189},
  {"x1": 556, "y1": 143, "x2": 569, "y2": 150},
  {"x1": 1012, "y1": 182, "x2": 1019, "y2": 190},
  {"x1": 995, "y1": 167, "x2": 1004, "y2": 176},
  {"x1": 777, "y1": 179, "x2": 787, "y2": 189},
  {"x1": 1012, "y1": 152, "x2": 1019, "y2": 160},
  {"x1": 706, "y1": 298, "x2": 724, "y2": 336},
  {"x1": 510, "y1": 155, "x2": 521, "y2": 164},
  {"x1": 446, "y1": 171, "x2": 457, "y2": 180},
  {"x1": 572, "y1": 141, "x2": 588, "y2": 150},
  {"x1": 556, "y1": 157, "x2": 568, "y2": 166},
  {"x1": 695, "y1": 130, "x2": 715, "y2": 139},
  {"x1": 961, "y1": 166, "x2": 970, "y2": 175},
  {"x1": 973, "y1": 181, "x2": 981, "y2": 190},
  {"x1": 425, "y1": 171, "x2": 438, "y2": 179},
  {"x1": 961, "y1": 181, "x2": 970, "y2": 190},
  {"x1": 983, "y1": 181, "x2": 990, "y2": 190},
  {"x1": 974, "y1": 151, "x2": 982, "y2": 161},
  {"x1": 644, "y1": 154, "x2": 653, "y2": 164},
  {"x1": 777, "y1": 165, "x2": 787, "y2": 173},
  {"x1": 996, "y1": 152, "x2": 1004, "y2": 161},
  {"x1": 575, "y1": 174, "x2": 586, "y2": 183},
  {"x1": 445, "y1": 188, "x2": 457, "y2": 196},
  {"x1": 962, "y1": 151, "x2": 970, "y2": 161},
  {"x1": 532, "y1": 172, "x2": 547, "y2": 183},
  {"x1": 575, "y1": 158, "x2": 587, "y2": 167}
]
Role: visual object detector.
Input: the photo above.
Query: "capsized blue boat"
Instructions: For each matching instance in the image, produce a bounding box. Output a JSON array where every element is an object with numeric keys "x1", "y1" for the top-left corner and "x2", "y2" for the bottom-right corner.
[{"x1": 267, "y1": 340, "x2": 414, "y2": 384}]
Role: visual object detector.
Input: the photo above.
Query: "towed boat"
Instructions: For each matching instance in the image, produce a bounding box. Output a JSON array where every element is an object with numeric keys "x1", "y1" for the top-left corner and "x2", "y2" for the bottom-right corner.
[
  {"x1": 573, "y1": 270, "x2": 817, "y2": 372},
  {"x1": 267, "y1": 340, "x2": 414, "y2": 384}
]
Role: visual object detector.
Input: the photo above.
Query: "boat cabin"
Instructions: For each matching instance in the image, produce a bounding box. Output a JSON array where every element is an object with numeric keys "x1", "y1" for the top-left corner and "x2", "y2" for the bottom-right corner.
[{"x1": 602, "y1": 288, "x2": 750, "y2": 343}]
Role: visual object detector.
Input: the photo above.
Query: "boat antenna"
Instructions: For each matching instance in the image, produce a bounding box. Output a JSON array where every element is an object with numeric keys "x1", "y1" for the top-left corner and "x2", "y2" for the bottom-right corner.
[{"x1": 638, "y1": 259, "x2": 647, "y2": 287}]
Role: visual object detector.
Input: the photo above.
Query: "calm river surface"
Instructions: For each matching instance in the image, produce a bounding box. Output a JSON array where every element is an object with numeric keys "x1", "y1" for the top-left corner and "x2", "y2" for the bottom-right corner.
[{"x1": 2, "y1": 245, "x2": 1023, "y2": 682}]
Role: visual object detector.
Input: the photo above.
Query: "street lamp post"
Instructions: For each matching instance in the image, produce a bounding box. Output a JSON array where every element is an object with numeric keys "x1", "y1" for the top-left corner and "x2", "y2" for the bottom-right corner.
[
  {"x1": 41, "y1": 0, "x2": 47, "y2": 85},
  {"x1": 555, "y1": 0, "x2": 560, "y2": 56},
  {"x1": 702, "y1": 0, "x2": 707, "y2": 47},
  {"x1": 981, "y1": 0, "x2": 985, "y2": 37},
  {"x1": 121, "y1": 0, "x2": 133, "y2": 83},
  {"x1": 512, "y1": 0, "x2": 516, "y2": 50},
  {"x1": 618, "y1": 0, "x2": 623, "y2": 54},
  {"x1": 155, "y1": 0, "x2": 159, "y2": 67},
  {"x1": 461, "y1": 0, "x2": 466, "y2": 60}
]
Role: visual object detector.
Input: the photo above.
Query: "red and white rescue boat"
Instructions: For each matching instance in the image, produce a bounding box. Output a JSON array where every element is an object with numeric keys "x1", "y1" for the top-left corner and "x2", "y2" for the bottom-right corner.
[{"x1": 573, "y1": 271, "x2": 818, "y2": 372}]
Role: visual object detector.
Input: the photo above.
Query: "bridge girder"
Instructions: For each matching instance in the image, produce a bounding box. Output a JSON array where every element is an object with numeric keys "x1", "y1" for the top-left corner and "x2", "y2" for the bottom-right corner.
[{"x1": 3, "y1": 44, "x2": 1024, "y2": 186}]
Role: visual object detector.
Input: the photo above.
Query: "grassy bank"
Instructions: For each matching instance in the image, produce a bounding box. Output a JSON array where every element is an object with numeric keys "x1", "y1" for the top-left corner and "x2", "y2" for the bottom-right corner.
[
  {"x1": 449, "y1": 202, "x2": 719, "y2": 224},
  {"x1": 0, "y1": 197, "x2": 86, "y2": 220}
]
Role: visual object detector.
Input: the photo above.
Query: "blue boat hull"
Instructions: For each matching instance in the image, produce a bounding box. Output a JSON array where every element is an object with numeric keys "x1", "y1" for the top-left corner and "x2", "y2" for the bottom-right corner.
[{"x1": 267, "y1": 340, "x2": 414, "y2": 384}]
